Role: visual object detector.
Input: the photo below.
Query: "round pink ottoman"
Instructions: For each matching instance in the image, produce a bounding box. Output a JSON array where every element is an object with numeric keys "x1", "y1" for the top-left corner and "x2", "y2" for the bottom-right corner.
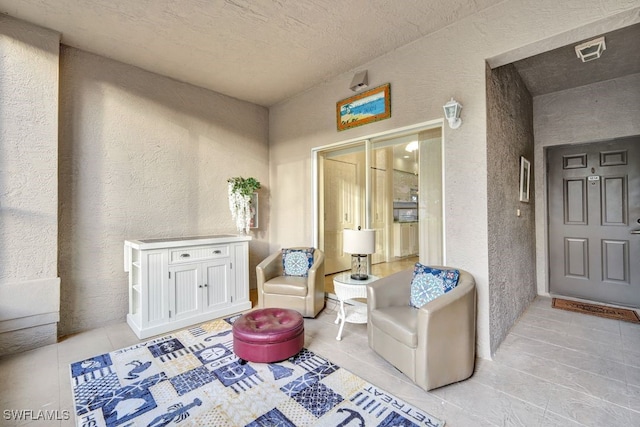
[{"x1": 232, "y1": 308, "x2": 304, "y2": 363}]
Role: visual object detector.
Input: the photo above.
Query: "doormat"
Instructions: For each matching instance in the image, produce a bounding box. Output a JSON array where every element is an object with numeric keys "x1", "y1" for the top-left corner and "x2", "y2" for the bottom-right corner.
[
  {"x1": 552, "y1": 298, "x2": 640, "y2": 324},
  {"x1": 70, "y1": 317, "x2": 445, "y2": 426}
]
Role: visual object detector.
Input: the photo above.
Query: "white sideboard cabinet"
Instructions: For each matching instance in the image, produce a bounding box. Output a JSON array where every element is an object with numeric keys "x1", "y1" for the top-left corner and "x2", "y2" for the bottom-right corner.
[{"x1": 124, "y1": 234, "x2": 252, "y2": 339}]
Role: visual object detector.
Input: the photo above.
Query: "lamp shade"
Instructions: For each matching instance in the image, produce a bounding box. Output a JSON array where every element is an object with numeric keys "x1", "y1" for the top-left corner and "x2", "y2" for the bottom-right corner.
[{"x1": 343, "y1": 229, "x2": 375, "y2": 255}]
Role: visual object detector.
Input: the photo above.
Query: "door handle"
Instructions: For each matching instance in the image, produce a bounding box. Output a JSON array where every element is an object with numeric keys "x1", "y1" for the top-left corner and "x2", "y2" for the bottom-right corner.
[{"x1": 631, "y1": 230, "x2": 640, "y2": 234}]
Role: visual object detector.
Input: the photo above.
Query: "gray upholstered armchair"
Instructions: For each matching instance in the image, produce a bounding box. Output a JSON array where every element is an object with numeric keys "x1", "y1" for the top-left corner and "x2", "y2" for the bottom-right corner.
[
  {"x1": 256, "y1": 248, "x2": 325, "y2": 318},
  {"x1": 367, "y1": 266, "x2": 476, "y2": 391}
]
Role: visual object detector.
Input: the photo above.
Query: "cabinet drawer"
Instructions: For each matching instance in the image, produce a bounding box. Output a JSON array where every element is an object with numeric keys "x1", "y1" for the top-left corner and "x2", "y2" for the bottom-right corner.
[{"x1": 169, "y1": 245, "x2": 229, "y2": 264}]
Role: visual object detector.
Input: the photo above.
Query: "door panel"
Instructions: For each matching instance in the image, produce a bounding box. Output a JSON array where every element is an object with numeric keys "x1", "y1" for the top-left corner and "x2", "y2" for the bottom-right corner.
[
  {"x1": 564, "y1": 179, "x2": 587, "y2": 224},
  {"x1": 324, "y1": 159, "x2": 357, "y2": 274},
  {"x1": 548, "y1": 136, "x2": 640, "y2": 307},
  {"x1": 169, "y1": 265, "x2": 200, "y2": 321},
  {"x1": 602, "y1": 176, "x2": 626, "y2": 225},
  {"x1": 145, "y1": 251, "x2": 169, "y2": 325},
  {"x1": 602, "y1": 240, "x2": 628, "y2": 283},
  {"x1": 204, "y1": 260, "x2": 231, "y2": 311},
  {"x1": 564, "y1": 238, "x2": 588, "y2": 278}
]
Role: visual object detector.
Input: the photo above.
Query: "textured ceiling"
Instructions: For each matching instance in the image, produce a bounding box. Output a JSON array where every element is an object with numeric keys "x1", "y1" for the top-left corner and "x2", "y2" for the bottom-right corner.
[
  {"x1": 0, "y1": 0, "x2": 503, "y2": 106},
  {"x1": 512, "y1": 23, "x2": 640, "y2": 96}
]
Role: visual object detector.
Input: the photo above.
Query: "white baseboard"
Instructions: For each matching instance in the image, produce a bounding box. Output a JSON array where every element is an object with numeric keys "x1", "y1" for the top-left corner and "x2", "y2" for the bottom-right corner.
[{"x1": 0, "y1": 277, "x2": 60, "y2": 333}]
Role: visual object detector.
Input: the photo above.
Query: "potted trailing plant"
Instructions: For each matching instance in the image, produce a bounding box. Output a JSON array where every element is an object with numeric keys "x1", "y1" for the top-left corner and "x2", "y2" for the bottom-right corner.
[{"x1": 227, "y1": 177, "x2": 261, "y2": 234}]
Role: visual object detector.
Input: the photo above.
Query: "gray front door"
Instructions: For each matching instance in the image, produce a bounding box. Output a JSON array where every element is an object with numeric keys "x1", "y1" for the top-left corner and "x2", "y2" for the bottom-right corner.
[{"x1": 548, "y1": 136, "x2": 640, "y2": 307}]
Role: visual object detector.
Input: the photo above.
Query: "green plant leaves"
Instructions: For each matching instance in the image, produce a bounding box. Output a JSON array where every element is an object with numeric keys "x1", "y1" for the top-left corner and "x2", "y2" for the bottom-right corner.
[{"x1": 227, "y1": 177, "x2": 261, "y2": 197}]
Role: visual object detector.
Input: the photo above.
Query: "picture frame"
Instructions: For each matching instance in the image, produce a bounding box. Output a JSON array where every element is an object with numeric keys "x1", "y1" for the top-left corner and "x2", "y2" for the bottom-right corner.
[
  {"x1": 336, "y1": 83, "x2": 391, "y2": 131},
  {"x1": 519, "y1": 156, "x2": 531, "y2": 203},
  {"x1": 249, "y1": 193, "x2": 259, "y2": 228}
]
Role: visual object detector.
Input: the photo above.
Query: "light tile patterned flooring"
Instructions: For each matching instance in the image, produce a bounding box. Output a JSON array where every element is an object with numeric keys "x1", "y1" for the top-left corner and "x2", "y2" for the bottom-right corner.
[{"x1": 1, "y1": 272, "x2": 640, "y2": 425}]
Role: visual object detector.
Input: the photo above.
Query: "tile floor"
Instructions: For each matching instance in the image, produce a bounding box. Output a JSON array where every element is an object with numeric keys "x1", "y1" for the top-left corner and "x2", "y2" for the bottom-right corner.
[{"x1": 1, "y1": 296, "x2": 639, "y2": 426}]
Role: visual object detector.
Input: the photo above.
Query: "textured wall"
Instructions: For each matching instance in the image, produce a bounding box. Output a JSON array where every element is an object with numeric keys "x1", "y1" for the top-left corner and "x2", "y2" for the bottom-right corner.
[
  {"x1": 486, "y1": 63, "x2": 537, "y2": 355},
  {"x1": 0, "y1": 16, "x2": 60, "y2": 355},
  {"x1": 58, "y1": 47, "x2": 270, "y2": 336},
  {"x1": 269, "y1": 26, "x2": 493, "y2": 357},
  {"x1": 533, "y1": 73, "x2": 640, "y2": 295},
  {"x1": 269, "y1": 1, "x2": 639, "y2": 358}
]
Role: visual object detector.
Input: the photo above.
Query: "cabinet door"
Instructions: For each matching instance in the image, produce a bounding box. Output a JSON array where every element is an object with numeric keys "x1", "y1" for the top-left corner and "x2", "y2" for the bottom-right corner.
[
  {"x1": 393, "y1": 223, "x2": 401, "y2": 257},
  {"x1": 169, "y1": 264, "x2": 201, "y2": 321},
  {"x1": 401, "y1": 223, "x2": 412, "y2": 257},
  {"x1": 409, "y1": 223, "x2": 418, "y2": 256},
  {"x1": 371, "y1": 167, "x2": 388, "y2": 264},
  {"x1": 142, "y1": 250, "x2": 170, "y2": 327},
  {"x1": 203, "y1": 259, "x2": 231, "y2": 312},
  {"x1": 231, "y1": 243, "x2": 249, "y2": 303}
]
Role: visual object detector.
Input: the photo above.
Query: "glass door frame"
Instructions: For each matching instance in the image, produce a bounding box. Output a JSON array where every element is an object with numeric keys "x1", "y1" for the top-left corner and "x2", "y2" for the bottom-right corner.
[{"x1": 311, "y1": 119, "x2": 446, "y2": 265}]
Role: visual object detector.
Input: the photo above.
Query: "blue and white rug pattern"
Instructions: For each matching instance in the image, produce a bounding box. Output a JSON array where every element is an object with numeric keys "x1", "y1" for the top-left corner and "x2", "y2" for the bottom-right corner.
[{"x1": 70, "y1": 317, "x2": 444, "y2": 426}]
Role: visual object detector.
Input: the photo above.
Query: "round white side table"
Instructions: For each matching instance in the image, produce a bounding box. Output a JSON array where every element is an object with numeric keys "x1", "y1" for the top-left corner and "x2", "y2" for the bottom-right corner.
[{"x1": 333, "y1": 272, "x2": 379, "y2": 340}]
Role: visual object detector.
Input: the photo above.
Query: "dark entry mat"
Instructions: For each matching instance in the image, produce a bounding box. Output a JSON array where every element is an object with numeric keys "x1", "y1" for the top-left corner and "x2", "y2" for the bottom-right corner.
[{"x1": 552, "y1": 298, "x2": 640, "y2": 324}]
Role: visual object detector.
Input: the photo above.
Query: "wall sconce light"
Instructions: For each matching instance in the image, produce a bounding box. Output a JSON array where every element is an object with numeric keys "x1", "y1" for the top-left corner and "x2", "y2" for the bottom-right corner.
[
  {"x1": 574, "y1": 36, "x2": 606, "y2": 62},
  {"x1": 349, "y1": 70, "x2": 368, "y2": 92},
  {"x1": 443, "y1": 98, "x2": 463, "y2": 129}
]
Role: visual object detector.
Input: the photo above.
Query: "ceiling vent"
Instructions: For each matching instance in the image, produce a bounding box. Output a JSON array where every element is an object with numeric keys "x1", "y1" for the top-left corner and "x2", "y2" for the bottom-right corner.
[{"x1": 575, "y1": 36, "x2": 606, "y2": 62}]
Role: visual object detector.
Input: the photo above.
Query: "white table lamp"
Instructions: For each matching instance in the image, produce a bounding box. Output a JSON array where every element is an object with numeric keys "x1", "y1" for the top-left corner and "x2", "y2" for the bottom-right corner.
[{"x1": 343, "y1": 227, "x2": 376, "y2": 280}]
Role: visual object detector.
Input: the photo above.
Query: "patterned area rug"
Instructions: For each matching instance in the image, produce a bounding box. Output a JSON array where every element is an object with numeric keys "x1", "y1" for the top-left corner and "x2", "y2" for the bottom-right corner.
[
  {"x1": 552, "y1": 298, "x2": 640, "y2": 324},
  {"x1": 70, "y1": 317, "x2": 444, "y2": 426}
]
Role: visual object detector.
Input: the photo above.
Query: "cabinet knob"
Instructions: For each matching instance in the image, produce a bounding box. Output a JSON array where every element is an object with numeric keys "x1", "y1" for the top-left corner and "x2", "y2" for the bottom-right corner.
[
  {"x1": 204, "y1": 284, "x2": 208, "y2": 287},
  {"x1": 180, "y1": 253, "x2": 190, "y2": 258},
  {"x1": 213, "y1": 250, "x2": 222, "y2": 254}
]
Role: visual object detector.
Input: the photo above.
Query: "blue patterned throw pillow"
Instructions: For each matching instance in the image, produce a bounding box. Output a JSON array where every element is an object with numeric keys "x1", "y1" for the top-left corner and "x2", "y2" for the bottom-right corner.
[
  {"x1": 409, "y1": 263, "x2": 460, "y2": 308},
  {"x1": 282, "y1": 248, "x2": 314, "y2": 277},
  {"x1": 441, "y1": 269, "x2": 460, "y2": 293}
]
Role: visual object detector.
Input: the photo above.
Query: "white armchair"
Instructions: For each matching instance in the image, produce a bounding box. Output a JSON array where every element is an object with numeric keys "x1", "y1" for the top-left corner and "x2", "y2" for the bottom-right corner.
[
  {"x1": 256, "y1": 248, "x2": 325, "y2": 318},
  {"x1": 367, "y1": 266, "x2": 476, "y2": 391}
]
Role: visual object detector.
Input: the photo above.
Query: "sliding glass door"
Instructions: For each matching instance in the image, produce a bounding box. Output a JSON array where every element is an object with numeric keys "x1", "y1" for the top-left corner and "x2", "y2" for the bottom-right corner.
[
  {"x1": 318, "y1": 142, "x2": 366, "y2": 274},
  {"x1": 315, "y1": 126, "x2": 443, "y2": 276}
]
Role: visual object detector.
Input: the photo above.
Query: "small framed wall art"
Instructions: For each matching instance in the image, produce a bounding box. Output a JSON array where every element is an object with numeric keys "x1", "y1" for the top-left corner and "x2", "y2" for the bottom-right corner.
[
  {"x1": 336, "y1": 83, "x2": 391, "y2": 131},
  {"x1": 249, "y1": 193, "x2": 259, "y2": 228},
  {"x1": 519, "y1": 156, "x2": 531, "y2": 203}
]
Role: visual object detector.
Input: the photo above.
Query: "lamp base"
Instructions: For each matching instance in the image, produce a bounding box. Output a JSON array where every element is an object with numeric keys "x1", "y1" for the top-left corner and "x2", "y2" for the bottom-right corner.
[{"x1": 350, "y1": 254, "x2": 370, "y2": 281}]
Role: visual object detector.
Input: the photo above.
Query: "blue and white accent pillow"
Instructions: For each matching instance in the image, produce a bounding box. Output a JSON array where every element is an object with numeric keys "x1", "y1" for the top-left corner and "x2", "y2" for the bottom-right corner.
[
  {"x1": 441, "y1": 269, "x2": 460, "y2": 293},
  {"x1": 409, "y1": 263, "x2": 460, "y2": 308},
  {"x1": 282, "y1": 248, "x2": 314, "y2": 277}
]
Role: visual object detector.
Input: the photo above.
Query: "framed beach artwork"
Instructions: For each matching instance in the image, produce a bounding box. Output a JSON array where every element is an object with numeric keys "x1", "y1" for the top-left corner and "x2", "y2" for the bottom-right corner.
[
  {"x1": 336, "y1": 83, "x2": 391, "y2": 131},
  {"x1": 519, "y1": 156, "x2": 531, "y2": 203}
]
